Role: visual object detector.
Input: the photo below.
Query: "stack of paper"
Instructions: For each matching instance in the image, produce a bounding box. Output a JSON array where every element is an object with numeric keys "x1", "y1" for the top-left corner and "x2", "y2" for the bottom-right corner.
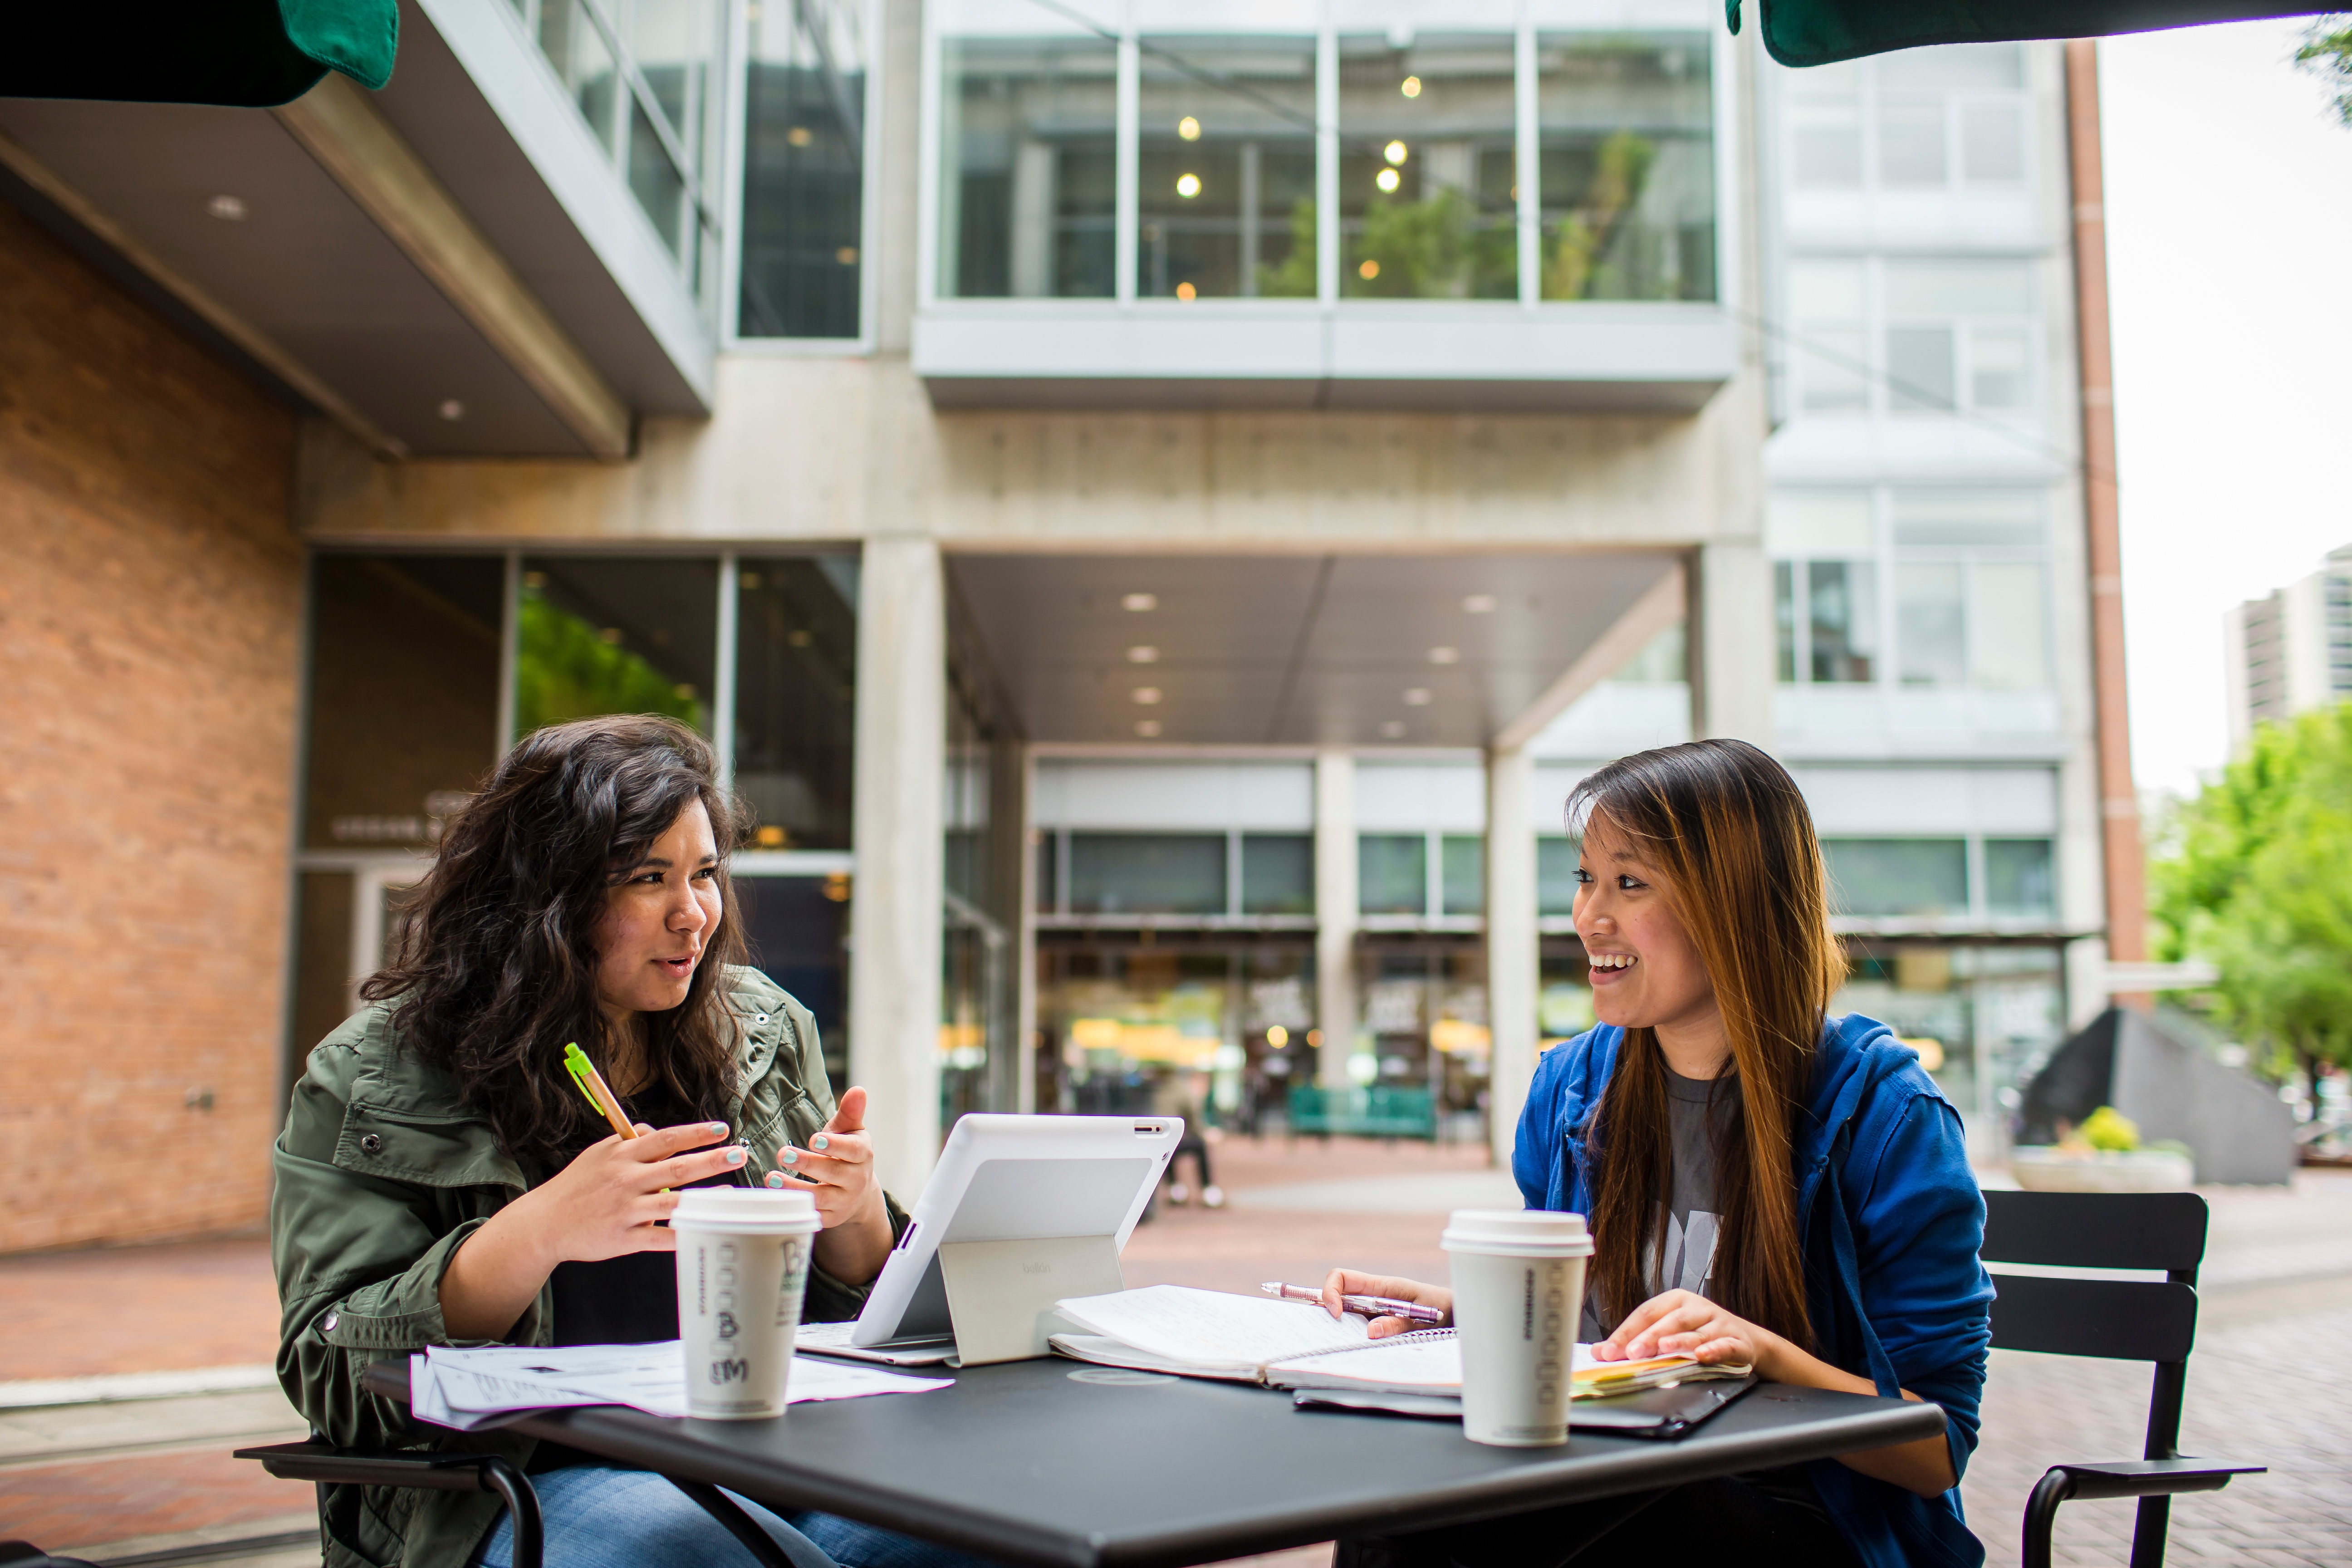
[
  {"x1": 409, "y1": 1342, "x2": 951, "y2": 1431},
  {"x1": 1263, "y1": 1332, "x2": 1749, "y2": 1400}
]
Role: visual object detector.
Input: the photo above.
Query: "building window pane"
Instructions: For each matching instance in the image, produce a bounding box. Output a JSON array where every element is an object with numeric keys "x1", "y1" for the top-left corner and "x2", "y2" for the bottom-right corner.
[
  {"x1": 1822, "y1": 838, "x2": 1968, "y2": 916},
  {"x1": 1137, "y1": 35, "x2": 1317, "y2": 301},
  {"x1": 1242, "y1": 833, "x2": 1314, "y2": 915},
  {"x1": 1799, "y1": 328, "x2": 1870, "y2": 412},
  {"x1": 1876, "y1": 100, "x2": 1946, "y2": 185},
  {"x1": 1358, "y1": 833, "x2": 1427, "y2": 915},
  {"x1": 1035, "y1": 830, "x2": 1059, "y2": 913},
  {"x1": 1775, "y1": 561, "x2": 1797, "y2": 683},
  {"x1": 1969, "y1": 328, "x2": 2030, "y2": 411},
  {"x1": 1069, "y1": 833, "x2": 1225, "y2": 914},
  {"x1": 517, "y1": 557, "x2": 719, "y2": 736},
  {"x1": 629, "y1": 0, "x2": 717, "y2": 172},
  {"x1": 1886, "y1": 326, "x2": 1955, "y2": 412},
  {"x1": 1792, "y1": 116, "x2": 1862, "y2": 187},
  {"x1": 629, "y1": 100, "x2": 691, "y2": 260},
  {"x1": 1537, "y1": 836, "x2": 1581, "y2": 916},
  {"x1": 938, "y1": 34, "x2": 1118, "y2": 299},
  {"x1": 1880, "y1": 43, "x2": 2023, "y2": 91},
  {"x1": 1960, "y1": 102, "x2": 2024, "y2": 183},
  {"x1": 289, "y1": 870, "x2": 355, "y2": 1073},
  {"x1": 738, "y1": 876, "x2": 852, "y2": 1082},
  {"x1": 1441, "y1": 834, "x2": 1484, "y2": 916},
  {"x1": 1808, "y1": 561, "x2": 1878, "y2": 683},
  {"x1": 1766, "y1": 489, "x2": 1875, "y2": 554},
  {"x1": 1891, "y1": 489, "x2": 2043, "y2": 548},
  {"x1": 1536, "y1": 33, "x2": 1716, "y2": 302},
  {"x1": 1884, "y1": 259, "x2": 2034, "y2": 316},
  {"x1": 541, "y1": 0, "x2": 622, "y2": 158},
  {"x1": 1896, "y1": 562, "x2": 1967, "y2": 687},
  {"x1": 1969, "y1": 561, "x2": 2051, "y2": 690},
  {"x1": 735, "y1": 557, "x2": 858, "y2": 851},
  {"x1": 740, "y1": 0, "x2": 866, "y2": 337},
  {"x1": 1338, "y1": 32, "x2": 1517, "y2": 300},
  {"x1": 1985, "y1": 838, "x2": 2055, "y2": 917},
  {"x1": 304, "y1": 556, "x2": 505, "y2": 850}
]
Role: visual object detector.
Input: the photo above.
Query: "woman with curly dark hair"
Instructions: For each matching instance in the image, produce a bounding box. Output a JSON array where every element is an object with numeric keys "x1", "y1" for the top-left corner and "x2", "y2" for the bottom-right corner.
[{"x1": 272, "y1": 715, "x2": 989, "y2": 1568}]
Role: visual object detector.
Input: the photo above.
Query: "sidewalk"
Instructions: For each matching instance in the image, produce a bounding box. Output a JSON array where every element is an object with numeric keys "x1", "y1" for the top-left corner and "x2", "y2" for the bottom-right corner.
[{"x1": 4, "y1": 1149, "x2": 2347, "y2": 1566}]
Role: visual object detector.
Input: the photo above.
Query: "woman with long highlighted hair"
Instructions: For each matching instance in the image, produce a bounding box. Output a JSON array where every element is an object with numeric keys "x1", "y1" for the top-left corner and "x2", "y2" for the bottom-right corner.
[{"x1": 1326, "y1": 740, "x2": 1993, "y2": 1568}]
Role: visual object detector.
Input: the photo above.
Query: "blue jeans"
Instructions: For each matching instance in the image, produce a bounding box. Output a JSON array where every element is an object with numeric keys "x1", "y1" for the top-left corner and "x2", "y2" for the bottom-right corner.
[{"x1": 471, "y1": 1464, "x2": 1000, "y2": 1568}]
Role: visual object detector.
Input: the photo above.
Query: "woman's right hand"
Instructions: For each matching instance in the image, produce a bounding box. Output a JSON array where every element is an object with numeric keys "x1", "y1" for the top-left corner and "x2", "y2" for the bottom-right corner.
[{"x1": 1320, "y1": 1269, "x2": 1453, "y2": 1340}]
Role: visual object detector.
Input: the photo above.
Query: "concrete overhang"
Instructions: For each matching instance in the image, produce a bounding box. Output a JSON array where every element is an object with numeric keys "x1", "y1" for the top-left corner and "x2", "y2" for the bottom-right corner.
[
  {"x1": 0, "y1": 0, "x2": 714, "y2": 460},
  {"x1": 914, "y1": 302, "x2": 1736, "y2": 414}
]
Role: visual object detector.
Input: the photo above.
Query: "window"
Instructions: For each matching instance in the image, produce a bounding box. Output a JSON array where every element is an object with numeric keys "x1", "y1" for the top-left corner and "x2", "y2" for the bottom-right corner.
[
  {"x1": 1892, "y1": 491, "x2": 2050, "y2": 691},
  {"x1": 1069, "y1": 833, "x2": 1226, "y2": 913},
  {"x1": 736, "y1": 558, "x2": 858, "y2": 849},
  {"x1": 1767, "y1": 491, "x2": 1877, "y2": 688},
  {"x1": 1359, "y1": 833, "x2": 1427, "y2": 915},
  {"x1": 1137, "y1": 35, "x2": 1317, "y2": 300},
  {"x1": 1441, "y1": 834, "x2": 1484, "y2": 916},
  {"x1": 1895, "y1": 563, "x2": 1967, "y2": 687},
  {"x1": 1537, "y1": 836, "x2": 1581, "y2": 916},
  {"x1": 937, "y1": 29, "x2": 1118, "y2": 299},
  {"x1": 1788, "y1": 256, "x2": 2036, "y2": 420},
  {"x1": 1783, "y1": 43, "x2": 2026, "y2": 196},
  {"x1": 517, "y1": 557, "x2": 720, "y2": 735},
  {"x1": 525, "y1": 0, "x2": 723, "y2": 290},
  {"x1": 1338, "y1": 30, "x2": 1517, "y2": 299},
  {"x1": 1985, "y1": 838, "x2": 2054, "y2": 917},
  {"x1": 1536, "y1": 34, "x2": 1716, "y2": 302},
  {"x1": 739, "y1": 0, "x2": 867, "y2": 337},
  {"x1": 1242, "y1": 833, "x2": 1315, "y2": 914},
  {"x1": 1823, "y1": 838, "x2": 1968, "y2": 916},
  {"x1": 1788, "y1": 260, "x2": 1866, "y2": 413}
]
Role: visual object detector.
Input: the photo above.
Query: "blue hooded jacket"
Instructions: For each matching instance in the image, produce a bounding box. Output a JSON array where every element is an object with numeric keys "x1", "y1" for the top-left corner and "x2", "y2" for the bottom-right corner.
[{"x1": 1514, "y1": 1013, "x2": 1994, "y2": 1568}]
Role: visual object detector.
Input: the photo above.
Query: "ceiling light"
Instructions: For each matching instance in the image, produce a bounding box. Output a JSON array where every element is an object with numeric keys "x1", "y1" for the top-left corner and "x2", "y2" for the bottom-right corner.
[
  {"x1": 1127, "y1": 646, "x2": 1160, "y2": 663},
  {"x1": 1384, "y1": 140, "x2": 1408, "y2": 165},
  {"x1": 835, "y1": 246, "x2": 859, "y2": 265},
  {"x1": 1400, "y1": 75, "x2": 1422, "y2": 98},
  {"x1": 1177, "y1": 116, "x2": 1201, "y2": 141},
  {"x1": 1375, "y1": 167, "x2": 1401, "y2": 194},
  {"x1": 1428, "y1": 646, "x2": 1460, "y2": 665},
  {"x1": 1122, "y1": 592, "x2": 1157, "y2": 612},
  {"x1": 1176, "y1": 281, "x2": 1196, "y2": 301},
  {"x1": 207, "y1": 194, "x2": 248, "y2": 221},
  {"x1": 1176, "y1": 172, "x2": 1201, "y2": 198},
  {"x1": 1132, "y1": 686, "x2": 1163, "y2": 705},
  {"x1": 1403, "y1": 688, "x2": 1432, "y2": 706},
  {"x1": 786, "y1": 126, "x2": 814, "y2": 147},
  {"x1": 1359, "y1": 258, "x2": 1381, "y2": 279},
  {"x1": 1135, "y1": 720, "x2": 1163, "y2": 738},
  {"x1": 1381, "y1": 720, "x2": 1406, "y2": 738},
  {"x1": 1463, "y1": 594, "x2": 1498, "y2": 613},
  {"x1": 438, "y1": 399, "x2": 466, "y2": 421}
]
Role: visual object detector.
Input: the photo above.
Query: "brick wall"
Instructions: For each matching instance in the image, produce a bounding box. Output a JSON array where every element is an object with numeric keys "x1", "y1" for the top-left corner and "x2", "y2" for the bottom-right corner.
[{"x1": 0, "y1": 200, "x2": 303, "y2": 1252}]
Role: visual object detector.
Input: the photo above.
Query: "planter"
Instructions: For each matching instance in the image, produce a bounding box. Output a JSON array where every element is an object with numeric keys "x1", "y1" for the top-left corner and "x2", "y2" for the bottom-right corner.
[{"x1": 2009, "y1": 1147, "x2": 2195, "y2": 1193}]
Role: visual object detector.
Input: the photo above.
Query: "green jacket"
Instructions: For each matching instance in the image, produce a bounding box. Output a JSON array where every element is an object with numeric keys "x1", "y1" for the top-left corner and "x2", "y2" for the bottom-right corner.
[{"x1": 271, "y1": 965, "x2": 904, "y2": 1568}]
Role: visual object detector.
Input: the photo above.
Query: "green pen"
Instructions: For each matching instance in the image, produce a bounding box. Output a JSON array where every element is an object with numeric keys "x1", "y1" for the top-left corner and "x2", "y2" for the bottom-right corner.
[{"x1": 563, "y1": 1043, "x2": 637, "y2": 1141}]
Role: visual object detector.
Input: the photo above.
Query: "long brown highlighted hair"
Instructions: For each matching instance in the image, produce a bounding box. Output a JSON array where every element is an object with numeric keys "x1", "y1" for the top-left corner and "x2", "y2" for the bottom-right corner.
[
  {"x1": 362, "y1": 715, "x2": 749, "y2": 1174},
  {"x1": 1570, "y1": 740, "x2": 1846, "y2": 1348}
]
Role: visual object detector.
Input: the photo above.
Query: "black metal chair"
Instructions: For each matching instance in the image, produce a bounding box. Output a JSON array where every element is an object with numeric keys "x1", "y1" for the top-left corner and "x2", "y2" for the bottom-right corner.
[
  {"x1": 1981, "y1": 1189, "x2": 2264, "y2": 1568},
  {"x1": 235, "y1": 1438, "x2": 805, "y2": 1568}
]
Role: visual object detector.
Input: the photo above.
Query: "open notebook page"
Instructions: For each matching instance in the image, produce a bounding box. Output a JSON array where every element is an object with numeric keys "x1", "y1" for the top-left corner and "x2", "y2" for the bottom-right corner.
[{"x1": 1053, "y1": 1285, "x2": 1369, "y2": 1370}]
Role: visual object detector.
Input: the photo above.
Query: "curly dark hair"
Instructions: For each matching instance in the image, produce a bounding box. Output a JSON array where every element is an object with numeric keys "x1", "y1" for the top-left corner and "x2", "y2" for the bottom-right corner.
[{"x1": 361, "y1": 714, "x2": 749, "y2": 1173}]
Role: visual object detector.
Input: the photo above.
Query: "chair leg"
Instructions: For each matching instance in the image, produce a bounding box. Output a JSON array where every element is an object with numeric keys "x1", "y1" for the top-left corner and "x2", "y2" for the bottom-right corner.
[
  {"x1": 2023, "y1": 1470, "x2": 2072, "y2": 1568},
  {"x1": 475, "y1": 1458, "x2": 543, "y2": 1568},
  {"x1": 667, "y1": 1476, "x2": 830, "y2": 1568},
  {"x1": 2128, "y1": 1494, "x2": 2173, "y2": 1568}
]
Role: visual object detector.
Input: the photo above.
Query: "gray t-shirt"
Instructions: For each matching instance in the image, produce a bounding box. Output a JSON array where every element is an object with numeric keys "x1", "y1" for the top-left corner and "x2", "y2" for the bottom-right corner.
[{"x1": 1581, "y1": 1065, "x2": 1740, "y2": 1338}]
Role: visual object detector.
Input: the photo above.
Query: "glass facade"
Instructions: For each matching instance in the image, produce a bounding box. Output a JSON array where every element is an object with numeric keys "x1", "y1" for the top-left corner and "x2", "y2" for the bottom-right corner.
[
  {"x1": 1835, "y1": 940, "x2": 2063, "y2": 1161},
  {"x1": 735, "y1": 558, "x2": 858, "y2": 850},
  {"x1": 1536, "y1": 34, "x2": 1715, "y2": 302},
  {"x1": 1782, "y1": 44, "x2": 2027, "y2": 195},
  {"x1": 739, "y1": 0, "x2": 868, "y2": 337},
  {"x1": 1787, "y1": 255, "x2": 2038, "y2": 420},
  {"x1": 937, "y1": 31, "x2": 1119, "y2": 299},
  {"x1": 518, "y1": 557, "x2": 719, "y2": 736},
  {"x1": 1337, "y1": 32, "x2": 1516, "y2": 300},
  {"x1": 1137, "y1": 35, "x2": 1317, "y2": 300}
]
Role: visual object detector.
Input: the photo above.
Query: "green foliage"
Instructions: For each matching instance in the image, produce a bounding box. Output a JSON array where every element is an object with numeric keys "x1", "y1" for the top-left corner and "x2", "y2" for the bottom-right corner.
[
  {"x1": 2297, "y1": 15, "x2": 2352, "y2": 129},
  {"x1": 1256, "y1": 199, "x2": 1319, "y2": 298},
  {"x1": 1542, "y1": 131, "x2": 1656, "y2": 301},
  {"x1": 515, "y1": 594, "x2": 704, "y2": 737},
  {"x1": 1349, "y1": 189, "x2": 1515, "y2": 300},
  {"x1": 2149, "y1": 701, "x2": 2352, "y2": 1073},
  {"x1": 2078, "y1": 1105, "x2": 2141, "y2": 1152}
]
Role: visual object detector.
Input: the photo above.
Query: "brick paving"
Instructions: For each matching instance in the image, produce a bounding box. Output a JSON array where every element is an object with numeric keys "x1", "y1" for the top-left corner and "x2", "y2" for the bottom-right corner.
[
  {"x1": 0, "y1": 1446, "x2": 315, "y2": 1553},
  {"x1": 0, "y1": 1235, "x2": 278, "y2": 1380}
]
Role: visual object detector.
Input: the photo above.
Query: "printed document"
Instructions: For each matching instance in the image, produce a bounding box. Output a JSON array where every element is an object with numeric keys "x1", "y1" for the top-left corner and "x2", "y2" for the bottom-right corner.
[{"x1": 410, "y1": 1342, "x2": 950, "y2": 1431}]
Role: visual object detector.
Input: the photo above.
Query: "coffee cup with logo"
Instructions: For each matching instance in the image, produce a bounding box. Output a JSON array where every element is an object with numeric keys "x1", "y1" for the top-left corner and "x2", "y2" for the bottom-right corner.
[
  {"x1": 1441, "y1": 1209, "x2": 1594, "y2": 1447},
  {"x1": 670, "y1": 1187, "x2": 821, "y2": 1419}
]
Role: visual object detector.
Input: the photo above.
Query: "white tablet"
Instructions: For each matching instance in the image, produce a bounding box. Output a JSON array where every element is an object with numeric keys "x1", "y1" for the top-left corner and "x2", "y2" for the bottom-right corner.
[{"x1": 847, "y1": 1113, "x2": 1183, "y2": 1348}]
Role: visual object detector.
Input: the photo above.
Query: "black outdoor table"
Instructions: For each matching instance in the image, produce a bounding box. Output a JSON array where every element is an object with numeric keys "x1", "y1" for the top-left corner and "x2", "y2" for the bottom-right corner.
[{"x1": 363, "y1": 1357, "x2": 1942, "y2": 1568}]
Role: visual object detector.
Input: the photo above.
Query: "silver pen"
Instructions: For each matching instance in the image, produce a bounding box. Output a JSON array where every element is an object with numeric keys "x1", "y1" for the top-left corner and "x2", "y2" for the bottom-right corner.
[{"x1": 1262, "y1": 1280, "x2": 1449, "y2": 1325}]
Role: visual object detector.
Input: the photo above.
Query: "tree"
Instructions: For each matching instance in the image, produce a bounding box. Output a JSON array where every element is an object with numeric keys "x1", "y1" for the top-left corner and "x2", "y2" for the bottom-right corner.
[
  {"x1": 2148, "y1": 701, "x2": 2352, "y2": 1083},
  {"x1": 2298, "y1": 14, "x2": 2352, "y2": 128}
]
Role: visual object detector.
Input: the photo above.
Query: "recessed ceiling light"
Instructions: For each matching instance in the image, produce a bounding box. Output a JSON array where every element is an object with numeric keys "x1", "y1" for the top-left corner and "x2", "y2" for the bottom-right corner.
[
  {"x1": 206, "y1": 194, "x2": 247, "y2": 221},
  {"x1": 1132, "y1": 686, "x2": 1163, "y2": 705},
  {"x1": 1462, "y1": 594, "x2": 1498, "y2": 613},
  {"x1": 1384, "y1": 140, "x2": 1409, "y2": 166},
  {"x1": 1127, "y1": 645, "x2": 1160, "y2": 663},
  {"x1": 1402, "y1": 688, "x2": 1432, "y2": 706},
  {"x1": 438, "y1": 399, "x2": 466, "y2": 421},
  {"x1": 1380, "y1": 720, "x2": 1406, "y2": 738},
  {"x1": 1177, "y1": 116, "x2": 1201, "y2": 141},
  {"x1": 1135, "y1": 720, "x2": 1163, "y2": 738},
  {"x1": 1122, "y1": 592, "x2": 1157, "y2": 612},
  {"x1": 1427, "y1": 646, "x2": 1460, "y2": 665}
]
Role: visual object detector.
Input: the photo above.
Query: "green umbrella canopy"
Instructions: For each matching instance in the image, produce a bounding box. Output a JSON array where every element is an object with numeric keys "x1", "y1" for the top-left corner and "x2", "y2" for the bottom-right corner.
[
  {"x1": 1, "y1": 0, "x2": 397, "y2": 107},
  {"x1": 1730, "y1": 0, "x2": 2321, "y2": 66}
]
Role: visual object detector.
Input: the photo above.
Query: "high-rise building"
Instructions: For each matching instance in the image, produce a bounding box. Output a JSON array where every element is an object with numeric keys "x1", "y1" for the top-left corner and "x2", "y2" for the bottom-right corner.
[
  {"x1": 0, "y1": 1, "x2": 2130, "y2": 1246},
  {"x1": 2224, "y1": 545, "x2": 2352, "y2": 747}
]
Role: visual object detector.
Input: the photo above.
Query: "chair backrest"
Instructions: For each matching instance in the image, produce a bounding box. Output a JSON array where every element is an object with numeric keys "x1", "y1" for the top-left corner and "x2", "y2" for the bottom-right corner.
[{"x1": 1981, "y1": 1190, "x2": 2207, "y2": 1364}]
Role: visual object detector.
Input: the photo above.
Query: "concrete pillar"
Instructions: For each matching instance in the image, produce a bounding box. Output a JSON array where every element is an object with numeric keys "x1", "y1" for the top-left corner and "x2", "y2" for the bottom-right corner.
[
  {"x1": 1485, "y1": 745, "x2": 1538, "y2": 1171},
  {"x1": 850, "y1": 535, "x2": 946, "y2": 1197},
  {"x1": 1691, "y1": 541, "x2": 1776, "y2": 746},
  {"x1": 1313, "y1": 750, "x2": 1358, "y2": 1089}
]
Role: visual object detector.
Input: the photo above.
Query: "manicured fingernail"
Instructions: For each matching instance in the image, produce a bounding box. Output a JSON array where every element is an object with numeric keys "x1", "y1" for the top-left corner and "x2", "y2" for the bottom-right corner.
[
  {"x1": 725, "y1": 1147, "x2": 746, "y2": 1165},
  {"x1": 780, "y1": 1148, "x2": 799, "y2": 1164},
  {"x1": 711, "y1": 1122, "x2": 730, "y2": 1136},
  {"x1": 810, "y1": 1134, "x2": 830, "y2": 1152},
  {"x1": 765, "y1": 1171, "x2": 785, "y2": 1189}
]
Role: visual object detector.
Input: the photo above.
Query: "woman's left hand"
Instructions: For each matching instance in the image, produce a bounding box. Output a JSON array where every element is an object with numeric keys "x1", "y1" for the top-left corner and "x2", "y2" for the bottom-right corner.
[
  {"x1": 770, "y1": 1086, "x2": 885, "y2": 1230},
  {"x1": 1594, "y1": 1289, "x2": 1784, "y2": 1374}
]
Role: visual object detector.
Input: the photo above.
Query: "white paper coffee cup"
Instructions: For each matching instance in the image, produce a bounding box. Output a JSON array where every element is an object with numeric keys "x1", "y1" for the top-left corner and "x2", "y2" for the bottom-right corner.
[
  {"x1": 671, "y1": 1187, "x2": 820, "y2": 1420},
  {"x1": 1441, "y1": 1209, "x2": 1594, "y2": 1447}
]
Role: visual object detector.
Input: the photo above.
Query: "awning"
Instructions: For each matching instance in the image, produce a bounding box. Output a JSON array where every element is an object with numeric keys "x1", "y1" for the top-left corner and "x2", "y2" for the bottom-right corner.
[
  {"x1": 1729, "y1": 0, "x2": 2323, "y2": 66},
  {"x1": 1, "y1": 0, "x2": 397, "y2": 107}
]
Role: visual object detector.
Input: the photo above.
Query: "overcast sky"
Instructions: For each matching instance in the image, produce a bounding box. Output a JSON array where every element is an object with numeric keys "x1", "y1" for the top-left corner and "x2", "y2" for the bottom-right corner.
[{"x1": 2102, "y1": 18, "x2": 2352, "y2": 798}]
